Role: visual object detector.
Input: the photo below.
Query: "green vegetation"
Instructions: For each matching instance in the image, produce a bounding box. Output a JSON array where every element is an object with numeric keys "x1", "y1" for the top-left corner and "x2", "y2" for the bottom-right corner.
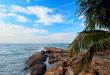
[{"x1": 68, "y1": 0, "x2": 110, "y2": 73}]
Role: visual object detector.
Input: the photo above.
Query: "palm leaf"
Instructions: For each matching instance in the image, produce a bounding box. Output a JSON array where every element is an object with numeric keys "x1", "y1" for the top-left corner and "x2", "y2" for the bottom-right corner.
[
  {"x1": 79, "y1": 0, "x2": 110, "y2": 30},
  {"x1": 75, "y1": 38, "x2": 110, "y2": 74},
  {"x1": 68, "y1": 30, "x2": 110, "y2": 56}
]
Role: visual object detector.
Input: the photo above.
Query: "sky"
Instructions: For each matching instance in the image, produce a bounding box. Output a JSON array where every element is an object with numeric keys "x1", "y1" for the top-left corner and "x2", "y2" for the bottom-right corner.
[{"x1": 0, "y1": 0, "x2": 85, "y2": 44}]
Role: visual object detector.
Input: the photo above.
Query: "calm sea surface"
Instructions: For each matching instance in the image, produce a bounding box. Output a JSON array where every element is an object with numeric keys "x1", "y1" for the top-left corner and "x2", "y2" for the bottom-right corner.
[{"x1": 0, "y1": 44, "x2": 68, "y2": 75}]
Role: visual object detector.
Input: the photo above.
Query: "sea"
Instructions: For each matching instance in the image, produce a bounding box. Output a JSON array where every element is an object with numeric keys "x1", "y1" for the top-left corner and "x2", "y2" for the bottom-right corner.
[{"x1": 0, "y1": 44, "x2": 69, "y2": 75}]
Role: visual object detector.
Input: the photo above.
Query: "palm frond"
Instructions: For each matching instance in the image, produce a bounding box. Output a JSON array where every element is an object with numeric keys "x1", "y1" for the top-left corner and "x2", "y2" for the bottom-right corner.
[
  {"x1": 68, "y1": 30, "x2": 110, "y2": 55},
  {"x1": 75, "y1": 38, "x2": 110, "y2": 74},
  {"x1": 79, "y1": 0, "x2": 110, "y2": 30}
]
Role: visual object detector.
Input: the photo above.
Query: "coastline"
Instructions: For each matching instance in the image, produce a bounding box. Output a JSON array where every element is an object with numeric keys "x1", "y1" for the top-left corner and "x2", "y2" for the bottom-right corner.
[{"x1": 25, "y1": 47, "x2": 110, "y2": 75}]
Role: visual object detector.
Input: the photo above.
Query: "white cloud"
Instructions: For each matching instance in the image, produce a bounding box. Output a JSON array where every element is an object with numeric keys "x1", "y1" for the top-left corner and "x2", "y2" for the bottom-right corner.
[
  {"x1": 0, "y1": 5, "x2": 75, "y2": 43},
  {"x1": 10, "y1": 5, "x2": 64, "y2": 25},
  {"x1": 0, "y1": 22, "x2": 75, "y2": 43},
  {"x1": 0, "y1": 12, "x2": 28, "y2": 22},
  {"x1": 16, "y1": 15, "x2": 28, "y2": 22},
  {"x1": 35, "y1": 14, "x2": 64, "y2": 25},
  {"x1": 0, "y1": 5, "x2": 64, "y2": 25},
  {"x1": 7, "y1": 13, "x2": 28, "y2": 22},
  {"x1": 0, "y1": 22, "x2": 48, "y2": 35},
  {"x1": 80, "y1": 22, "x2": 85, "y2": 27},
  {"x1": 78, "y1": 15, "x2": 85, "y2": 20},
  {"x1": 0, "y1": 32, "x2": 75, "y2": 44},
  {"x1": 0, "y1": 5, "x2": 28, "y2": 22}
]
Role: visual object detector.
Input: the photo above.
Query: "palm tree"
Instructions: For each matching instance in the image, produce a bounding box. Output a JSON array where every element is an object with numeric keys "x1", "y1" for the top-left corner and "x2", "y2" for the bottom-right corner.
[
  {"x1": 80, "y1": 0, "x2": 110, "y2": 30},
  {"x1": 68, "y1": 0, "x2": 110, "y2": 73}
]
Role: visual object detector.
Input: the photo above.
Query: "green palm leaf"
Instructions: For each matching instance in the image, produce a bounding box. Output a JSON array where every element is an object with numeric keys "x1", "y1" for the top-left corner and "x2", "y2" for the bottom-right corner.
[
  {"x1": 68, "y1": 30, "x2": 110, "y2": 57},
  {"x1": 79, "y1": 0, "x2": 110, "y2": 30},
  {"x1": 68, "y1": 0, "x2": 110, "y2": 74},
  {"x1": 75, "y1": 38, "x2": 110, "y2": 73}
]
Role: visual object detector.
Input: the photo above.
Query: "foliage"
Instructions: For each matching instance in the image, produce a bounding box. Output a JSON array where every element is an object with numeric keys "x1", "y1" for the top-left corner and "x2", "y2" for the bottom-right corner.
[{"x1": 68, "y1": 0, "x2": 110, "y2": 74}]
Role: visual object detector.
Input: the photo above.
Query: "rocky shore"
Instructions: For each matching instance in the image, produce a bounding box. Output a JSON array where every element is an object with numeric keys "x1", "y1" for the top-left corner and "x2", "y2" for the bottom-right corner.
[{"x1": 25, "y1": 47, "x2": 110, "y2": 75}]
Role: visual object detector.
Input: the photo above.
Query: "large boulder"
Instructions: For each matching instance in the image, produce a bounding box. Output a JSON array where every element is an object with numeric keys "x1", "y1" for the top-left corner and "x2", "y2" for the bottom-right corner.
[
  {"x1": 30, "y1": 63, "x2": 46, "y2": 75},
  {"x1": 89, "y1": 51, "x2": 110, "y2": 75},
  {"x1": 25, "y1": 51, "x2": 47, "y2": 69},
  {"x1": 79, "y1": 50, "x2": 110, "y2": 75}
]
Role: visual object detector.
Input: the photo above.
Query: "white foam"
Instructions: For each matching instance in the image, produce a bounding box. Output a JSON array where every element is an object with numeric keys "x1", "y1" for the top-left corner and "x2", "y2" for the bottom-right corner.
[{"x1": 34, "y1": 47, "x2": 44, "y2": 52}]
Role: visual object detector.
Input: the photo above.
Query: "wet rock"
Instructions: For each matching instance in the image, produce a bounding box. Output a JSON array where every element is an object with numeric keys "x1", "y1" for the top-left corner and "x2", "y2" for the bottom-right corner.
[
  {"x1": 26, "y1": 51, "x2": 47, "y2": 69},
  {"x1": 30, "y1": 63, "x2": 46, "y2": 75},
  {"x1": 48, "y1": 59, "x2": 58, "y2": 64}
]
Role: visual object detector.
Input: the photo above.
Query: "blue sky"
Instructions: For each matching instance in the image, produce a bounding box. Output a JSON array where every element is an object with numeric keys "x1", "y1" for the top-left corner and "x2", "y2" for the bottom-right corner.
[{"x1": 0, "y1": 0, "x2": 85, "y2": 43}]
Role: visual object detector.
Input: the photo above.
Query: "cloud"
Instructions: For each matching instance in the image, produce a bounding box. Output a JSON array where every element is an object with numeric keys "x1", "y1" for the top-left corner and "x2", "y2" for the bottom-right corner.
[
  {"x1": 35, "y1": 14, "x2": 64, "y2": 25},
  {"x1": 10, "y1": 5, "x2": 64, "y2": 25},
  {"x1": 0, "y1": 22, "x2": 48, "y2": 35},
  {"x1": 0, "y1": 22, "x2": 75, "y2": 43},
  {"x1": 16, "y1": 15, "x2": 28, "y2": 22},
  {"x1": 0, "y1": 5, "x2": 64, "y2": 25},
  {"x1": 0, "y1": 32, "x2": 75, "y2": 44},
  {"x1": 0, "y1": 5, "x2": 75, "y2": 43},
  {"x1": 80, "y1": 22, "x2": 85, "y2": 27},
  {"x1": 7, "y1": 13, "x2": 28, "y2": 22},
  {"x1": 0, "y1": 12, "x2": 28, "y2": 22},
  {"x1": 78, "y1": 15, "x2": 85, "y2": 20}
]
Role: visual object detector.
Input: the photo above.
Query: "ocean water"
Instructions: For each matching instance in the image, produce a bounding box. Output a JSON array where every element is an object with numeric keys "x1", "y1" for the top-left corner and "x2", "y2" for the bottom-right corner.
[{"x1": 0, "y1": 44, "x2": 69, "y2": 75}]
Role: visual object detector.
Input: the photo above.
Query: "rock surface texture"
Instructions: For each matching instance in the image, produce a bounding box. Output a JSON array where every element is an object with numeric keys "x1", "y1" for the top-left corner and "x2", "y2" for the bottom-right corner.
[{"x1": 25, "y1": 47, "x2": 110, "y2": 75}]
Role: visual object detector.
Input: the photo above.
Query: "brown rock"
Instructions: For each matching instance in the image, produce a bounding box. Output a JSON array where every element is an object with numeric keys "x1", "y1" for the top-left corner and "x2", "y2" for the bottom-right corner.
[
  {"x1": 45, "y1": 66, "x2": 64, "y2": 75},
  {"x1": 65, "y1": 67, "x2": 74, "y2": 75},
  {"x1": 80, "y1": 50, "x2": 110, "y2": 75},
  {"x1": 79, "y1": 71, "x2": 95, "y2": 75},
  {"x1": 48, "y1": 59, "x2": 58, "y2": 64},
  {"x1": 26, "y1": 52, "x2": 47, "y2": 68},
  {"x1": 58, "y1": 66, "x2": 64, "y2": 74},
  {"x1": 45, "y1": 47, "x2": 65, "y2": 53},
  {"x1": 45, "y1": 72, "x2": 54, "y2": 75},
  {"x1": 30, "y1": 63, "x2": 46, "y2": 75}
]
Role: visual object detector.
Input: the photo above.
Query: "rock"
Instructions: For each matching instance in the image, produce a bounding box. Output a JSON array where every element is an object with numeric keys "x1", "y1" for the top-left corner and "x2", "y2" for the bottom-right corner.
[
  {"x1": 45, "y1": 47, "x2": 65, "y2": 53},
  {"x1": 44, "y1": 72, "x2": 54, "y2": 75},
  {"x1": 90, "y1": 53, "x2": 110, "y2": 75},
  {"x1": 79, "y1": 71, "x2": 95, "y2": 75},
  {"x1": 44, "y1": 66, "x2": 64, "y2": 75},
  {"x1": 65, "y1": 67, "x2": 74, "y2": 75},
  {"x1": 30, "y1": 63, "x2": 46, "y2": 75},
  {"x1": 48, "y1": 59, "x2": 58, "y2": 64},
  {"x1": 79, "y1": 50, "x2": 110, "y2": 75},
  {"x1": 26, "y1": 52, "x2": 47, "y2": 69}
]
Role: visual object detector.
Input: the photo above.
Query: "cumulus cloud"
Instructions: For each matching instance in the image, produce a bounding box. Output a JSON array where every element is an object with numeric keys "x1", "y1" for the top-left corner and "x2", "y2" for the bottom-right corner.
[
  {"x1": 0, "y1": 5, "x2": 64, "y2": 25},
  {"x1": 0, "y1": 12, "x2": 28, "y2": 22},
  {"x1": 10, "y1": 5, "x2": 64, "y2": 25},
  {"x1": 0, "y1": 5, "x2": 74, "y2": 43},
  {"x1": 0, "y1": 22, "x2": 75, "y2": 43},
  {"x1": 0, "y1": 22, "x2": 48, "y2": 35},
  {"x1": 8, "y1": 13, "x2": 28, "y2": 22}
]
